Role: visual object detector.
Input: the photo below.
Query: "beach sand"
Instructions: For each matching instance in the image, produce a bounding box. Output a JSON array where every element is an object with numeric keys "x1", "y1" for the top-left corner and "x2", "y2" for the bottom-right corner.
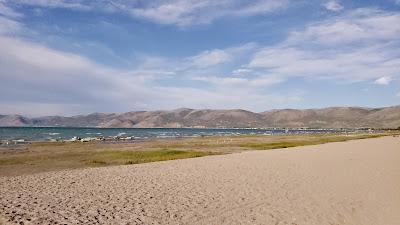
[{"x1": 1, "y1": 136, "x2": 399, "y2": 225}]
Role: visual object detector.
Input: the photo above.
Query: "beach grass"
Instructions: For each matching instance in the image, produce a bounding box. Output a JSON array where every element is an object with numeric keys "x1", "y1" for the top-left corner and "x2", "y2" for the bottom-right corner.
[
  {"x1": 87, "y1": 149, "x2": 210, "y2": 166},
  {"x1": 0, "y1": 147, "x2": 213, "y2": 176},
  {"x1": 239, "y1": 134, "x2": 387, "y2": 150},
  {"x1": 0, "y1": 149, "x2": 210, "y2": 166},
  {"x1": 0, "y1": 132, "x2": 396, "y2": 176}
]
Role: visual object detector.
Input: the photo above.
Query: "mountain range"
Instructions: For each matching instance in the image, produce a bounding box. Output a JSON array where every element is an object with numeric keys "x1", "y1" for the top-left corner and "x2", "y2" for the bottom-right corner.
[{"x1": 1, "y1": 106, "x2": 400, "y2": 128}]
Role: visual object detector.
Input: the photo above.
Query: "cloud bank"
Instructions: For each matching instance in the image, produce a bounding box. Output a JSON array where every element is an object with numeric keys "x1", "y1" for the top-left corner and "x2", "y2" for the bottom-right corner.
[{"x1": 0, "y1": 2, "x2": 399, "y2": 116}]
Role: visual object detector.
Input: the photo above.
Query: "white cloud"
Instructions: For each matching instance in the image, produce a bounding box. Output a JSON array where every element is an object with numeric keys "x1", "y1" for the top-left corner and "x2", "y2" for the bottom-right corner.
[
  {"x1": 288, "y1": 8, "x2": 400, "y2": 45},
  {"x1": 194, "y1": 76, "x2": 249, "y2": 86},
  {"x1": 0, "y1": 102, "x2": 91, "y2": 117},
  {"x1": 0, "y1": 16, "x2": 298, "y2": 115},
  {"x1": 0, "y1": 35, "x2": 123, "y2": 94},
  {"x1": 190, "y1": 49, "x2": 232, "y2": 68},
  {"x1": 0, "y1": 1, "x2": 22, "y2": 18},
  {"x1": 154, "y1": 86, "x2": 301, "y2": 111},
  {"x1": 323, "y1": 0, "x2": 343, "y2": 12},
  {"x1": 188, "y1": 43, "x2": 257, "y2": 68},
  {"x1": 0, "y1": 15, "x2": 22, "y2": 34},
  {"x1": 248, "y1": 9, "x2": 400, "y2": 83},
  {"x1": 374, "y1": 76, "x2": 392, "y2": 85},
  {"x1": 10, "y1": 0, "x2": 90, "y2": 10},
  {"x1": 7, "y1": 0, "x2": 289, "y2": 26},
  {"x1": 2, "y1": 4, "x2": 399, "y2": 116},
  {"x1": 0, "y1": 17, "x2": 165, "y2": 115},
  {"x1": 130, "y1": 0, "x2": 289, "y2": 26},
  {"x1": 193, "y1": 74, "x2": 284, "y2": 89},
  {"x1": 397, "y1": 91, "x2": 400, "y2": 97},
  {"x1": 232, "y1": 68, "x2": 253, "y2": 76},
  {"x1": 130, "y1": 0, "x2": 213, "y2": 26},
  {"x1": 232, "y1": 0, "x2": 289, "y2": 16}
]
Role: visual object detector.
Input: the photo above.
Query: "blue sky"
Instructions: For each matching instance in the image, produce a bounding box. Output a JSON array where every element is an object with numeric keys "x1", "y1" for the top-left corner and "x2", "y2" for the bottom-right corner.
[{"x1": 0, "y1": 0, "x2": 399, "y2": 116}]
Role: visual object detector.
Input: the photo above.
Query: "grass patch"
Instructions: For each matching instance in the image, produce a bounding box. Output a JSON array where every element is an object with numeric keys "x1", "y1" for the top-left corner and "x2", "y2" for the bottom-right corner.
[
  {"x1": 89, "y1": 159, "x2": 107, "y2": 165},
  {"x1": 239, "y1": 134, "x2": 388, "y2": 150},
  {"x1": 87, "y1": 149, "x2": 210, "y2": 166},
  {"x1": 240, "y1": 141, "x2": 312, "y2": 150},
  {"x1": 0, "y1": 158, "x2": 26, "y2": 166}
]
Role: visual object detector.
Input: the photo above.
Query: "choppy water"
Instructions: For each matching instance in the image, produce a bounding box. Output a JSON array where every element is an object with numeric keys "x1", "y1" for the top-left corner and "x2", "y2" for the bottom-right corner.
[{"x1": 0, "y1": 127, "x2": 353, "y2": 141}]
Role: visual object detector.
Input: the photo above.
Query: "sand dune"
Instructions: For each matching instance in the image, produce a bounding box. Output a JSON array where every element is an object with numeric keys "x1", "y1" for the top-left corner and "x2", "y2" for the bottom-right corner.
[{"x1": 1, "y1": 137, "x2": 399, "y2": 224}]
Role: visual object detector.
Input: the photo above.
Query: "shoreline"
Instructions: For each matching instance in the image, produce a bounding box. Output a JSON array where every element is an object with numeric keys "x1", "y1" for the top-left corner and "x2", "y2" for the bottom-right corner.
[
  {"x1": 0, "y1": 129, "x2": 393, "y2": 145},
  {"x1": 1, "y1": 126, "x2": 394, "y2": 143}
]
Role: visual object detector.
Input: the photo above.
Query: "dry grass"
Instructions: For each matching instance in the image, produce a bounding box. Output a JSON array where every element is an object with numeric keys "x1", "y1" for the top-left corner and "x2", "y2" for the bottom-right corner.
[{"x1": 0, "y1": 132, "x2": 395, "y2": 176}]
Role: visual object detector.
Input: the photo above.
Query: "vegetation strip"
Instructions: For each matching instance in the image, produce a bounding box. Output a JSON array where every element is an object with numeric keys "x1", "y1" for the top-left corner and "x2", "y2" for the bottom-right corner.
[{"x1": 0, "y1": 133, "x2": 397, "y2": 176}]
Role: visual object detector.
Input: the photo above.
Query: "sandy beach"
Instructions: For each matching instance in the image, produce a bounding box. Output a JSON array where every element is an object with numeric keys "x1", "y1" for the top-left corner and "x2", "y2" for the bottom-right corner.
[{"x1": 1, "y1": 136, "x2": 399, "y2": 225}]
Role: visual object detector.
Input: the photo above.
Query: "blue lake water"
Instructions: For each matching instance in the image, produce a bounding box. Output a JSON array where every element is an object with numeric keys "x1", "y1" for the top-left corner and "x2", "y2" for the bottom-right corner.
[{"x1": 0, "y1": 127, "x2": 350, "y2": 141}]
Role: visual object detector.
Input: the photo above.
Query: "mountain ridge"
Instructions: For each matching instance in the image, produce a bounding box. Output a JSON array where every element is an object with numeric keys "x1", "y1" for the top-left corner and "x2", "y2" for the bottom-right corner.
[{"x1": 1, "y1": 106, "x2": 400, "y2": 128}]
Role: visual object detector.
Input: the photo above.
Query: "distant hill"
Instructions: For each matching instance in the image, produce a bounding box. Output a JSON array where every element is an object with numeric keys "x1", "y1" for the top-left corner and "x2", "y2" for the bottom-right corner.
[
  {"x1": 0, "y1": 115, "x2": 32, "y2": 126},
  {"x1": 1, "y1": 106, "x2": 400, "y2": 128}
]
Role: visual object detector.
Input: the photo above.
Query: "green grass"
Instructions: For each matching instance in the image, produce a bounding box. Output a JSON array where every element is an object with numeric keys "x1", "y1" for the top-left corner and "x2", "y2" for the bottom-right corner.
[
  {"x1": 86, "y1": 149, "x2": 211, "y2": 166},
  {"x1": 0, "y1": 149, "x2": 211, "y2": 166},
  {"x1": 239, "y1": 134, "x2": 387, "y2": 150},
  {"x1": 0, "y1": 158, "x2": 26, "y2": 166},
  {"x1": 240, "y1": 141, "x2": 312, "y2": 150}
]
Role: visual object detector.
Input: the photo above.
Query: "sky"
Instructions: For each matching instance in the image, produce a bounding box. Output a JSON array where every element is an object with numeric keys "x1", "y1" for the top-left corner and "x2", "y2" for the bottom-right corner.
[{"x1": 0, "y1": 0, "x2": 399, "y2": 116}]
